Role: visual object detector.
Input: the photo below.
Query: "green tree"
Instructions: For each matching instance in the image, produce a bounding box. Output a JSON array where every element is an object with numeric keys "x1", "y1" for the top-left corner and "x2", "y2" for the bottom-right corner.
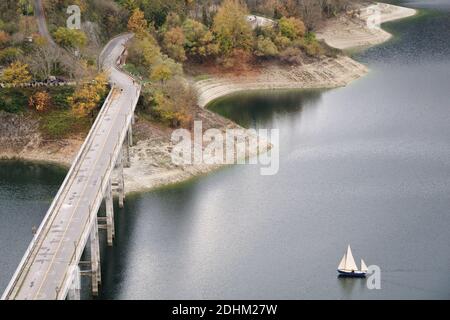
[
  {"x1": 53, "y1": 27, "x2": 87, "y2": 49},
  {"x1": 162, "y1": 27, "x2": 186, "y2": 62},
  {"x1": 182, "y1": 18, "x2": 219, "y2": 60}
]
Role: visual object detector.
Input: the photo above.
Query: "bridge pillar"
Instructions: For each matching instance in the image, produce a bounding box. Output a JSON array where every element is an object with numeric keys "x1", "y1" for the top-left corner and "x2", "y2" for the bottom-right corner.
[
  {"x1": 116, "y1": 151, "x2": 125, "y2": 209},
  {"x1": 67, "y1": 265, "x2": 81, "y2": 300},
  {"x1": 105, "y1": 179, "x2": 115, "y2": 246},
  {"x1": 123, "y1": 140, "x2": 131, "y2": 168},
  {"x1": 127, "y1": 124, "x2": 133, "y2": 147},
  {"x1": 90, "y1": 217, "x2": 101, "y2": 296}
]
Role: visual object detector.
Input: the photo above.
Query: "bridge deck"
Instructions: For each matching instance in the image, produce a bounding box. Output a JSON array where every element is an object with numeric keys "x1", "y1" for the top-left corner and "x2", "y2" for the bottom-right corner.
[{"x1": 3, "y1": 35, "x2": 140, "y2": 300}]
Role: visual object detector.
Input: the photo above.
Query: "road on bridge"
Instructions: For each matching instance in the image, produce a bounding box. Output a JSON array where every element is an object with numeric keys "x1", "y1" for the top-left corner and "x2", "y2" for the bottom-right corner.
[{"x1": 2, "y1": 32, "x2": 140, "y2": 299}]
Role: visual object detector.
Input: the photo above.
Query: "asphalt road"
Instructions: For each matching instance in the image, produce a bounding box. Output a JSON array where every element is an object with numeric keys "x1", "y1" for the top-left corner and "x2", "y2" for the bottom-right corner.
[
  {"x1": 3, "y1": 10, "x2": 139, "y2": 298},
  {"x1": 33, "y1": 0, "x2": 56, "y2": 46}
]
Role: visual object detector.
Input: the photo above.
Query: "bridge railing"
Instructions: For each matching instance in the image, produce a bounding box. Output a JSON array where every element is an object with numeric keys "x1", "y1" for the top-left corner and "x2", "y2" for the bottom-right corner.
[
  {"x1": 57, "y1": 82, "x2": 141, "y2": 299},
  {"x1": 1, "y1": 86, "x2": 117, "y2": 300},
  {"x1": 2, "y1": 33, "x2": 140, "y2": 300}
]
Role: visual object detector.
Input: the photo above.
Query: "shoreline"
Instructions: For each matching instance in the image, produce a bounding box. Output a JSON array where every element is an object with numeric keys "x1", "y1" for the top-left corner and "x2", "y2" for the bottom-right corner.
[
  {"x1": 316, "y1": 3, "x2": 417, "y2": 50},
  {"x1": 0, "y1": 2, "x2": 417, "y2": 194},
  {"x1": 194, "y1": 55, "x2": 369, "y2": 108}
]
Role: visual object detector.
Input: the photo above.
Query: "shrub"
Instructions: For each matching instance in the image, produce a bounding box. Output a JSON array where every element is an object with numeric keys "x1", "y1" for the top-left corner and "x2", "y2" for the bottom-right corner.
[
  {"x1": 0, "y1": 61, "x2": 32, "y2": 85},
  {"x1": 255, "y1": 36, "x2": 278, "y2": 58},
  {"x1": 279, "y1": 47, "x2": 303, "y2": 65},
  {"x1": 0, "y1": 88, "x2": 27, "y2": 113},
  {"x1": 29, "y1": 91, "x2": 52, "y2": 112},
  {"x1": 0, "y1": 47, "x2": 23, "y2": 64},
  {"x1": 278, "y1": 17, "x2": 306, "y2": 40}
]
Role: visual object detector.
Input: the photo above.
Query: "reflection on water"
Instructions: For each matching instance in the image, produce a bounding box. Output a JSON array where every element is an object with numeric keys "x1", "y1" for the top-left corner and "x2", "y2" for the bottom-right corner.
[
  {"x1": 1, "y1": 0, "x2": 450, "y2": 300},
  {"x1": 0, "y1": 161, "x2": 66, "y2": 291},
  {"x1": 209, "y1": 89, "x2": 324, "y2": 128}
]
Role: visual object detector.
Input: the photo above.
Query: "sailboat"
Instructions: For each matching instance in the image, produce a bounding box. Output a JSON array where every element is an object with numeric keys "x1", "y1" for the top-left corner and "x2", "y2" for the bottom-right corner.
[{"x1": 337, "y1": 245, "x2": 368, "y2": 277}]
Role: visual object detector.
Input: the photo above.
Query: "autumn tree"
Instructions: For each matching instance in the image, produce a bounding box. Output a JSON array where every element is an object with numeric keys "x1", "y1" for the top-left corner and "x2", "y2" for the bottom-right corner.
[
  {"x1": 149, "y1": 78, "x2": 196, "y2": 128},
  {"x1": 182, "y1": 19, "x2": 219, "y2": 60},
  {"x1": 29, "y1": 91, "x2": 51, "y2": 112},
  {"x1": 0, "y1": 31, "x2": 10, "y2": 48},
  {"x1": 0, "y1": 61, "x2": 32, "y2": 85},
  {"x1": 150, "y1": 57, "x2": 182, "y2": 83},
  {"x1": 278, "y1": 17, "x2": 306, "y2": 40},
  {"x1": 127, "y1": 35, "x2": 161, "y2": 74},
  {"x1": 127, "y1": 8, "x2": 148, "y2": 37},
  {"x1": 162, "y1": 27, "x2": 186, "y2": 62},
  {"x1": 255, "y1": 36, "x2": 278, "y2": 57},
  {"x1": 212, "y1": 0, "x2": 253, "y2": 55},
  {"x1": 69, "y1": 73, "x2": 109, "y2": 117},
  {"x1": 53, "y1": 27, "x2": 87, "y2": 49}
]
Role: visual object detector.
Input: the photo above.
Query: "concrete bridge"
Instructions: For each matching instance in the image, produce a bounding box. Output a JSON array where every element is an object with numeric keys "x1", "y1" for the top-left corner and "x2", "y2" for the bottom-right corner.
[{"x1": 1, "y1": 34, "x2": 141, "y2": 300}]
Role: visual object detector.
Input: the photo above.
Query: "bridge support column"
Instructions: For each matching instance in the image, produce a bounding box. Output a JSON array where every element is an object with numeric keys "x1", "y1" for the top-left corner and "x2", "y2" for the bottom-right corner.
[
  {"x1": 90, "y1": 218, "x2": 101, "y2": 296},
  {"x1": 116, "y1": 151, "x2": 125, "y2": 209},
  {"x1": 105, "y1": 179, "x2": 115, "y2": 246},
  {"x1": 118, "y1": 165, "x2": 125, "y2": 209},
  {"x1": 67, "y1": 265, "x2": 81, "y2": 300},
  {"x1": 127, "y1": 124, "x2": 133, "y2": 147},
  {"x1": 123, "y1": 141, "x2": 130, "y2": 168}
]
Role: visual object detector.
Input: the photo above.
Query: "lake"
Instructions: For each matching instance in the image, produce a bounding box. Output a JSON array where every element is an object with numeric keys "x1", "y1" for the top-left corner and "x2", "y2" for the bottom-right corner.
[{"x1": 0, "y1": 0, "x2": 449, "y2": 299}]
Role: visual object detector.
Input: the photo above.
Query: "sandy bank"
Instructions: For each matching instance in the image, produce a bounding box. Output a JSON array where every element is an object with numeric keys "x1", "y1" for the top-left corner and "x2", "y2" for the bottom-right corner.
[
  {"x1": 123, "y1": 107, "x2": 271, "y2": 194},
  {"x1": 1, "y1": 2, "x2": 417, "y2": 194},
  {"x1": 0, "y1": 111, "x2": 82, "y2": 167},
  {"x1": 316, "y1": 2, "x2": 417, "y2": 50},
  {"x1": 195, "y1": 56, "x2": 368, "y2": 108}
]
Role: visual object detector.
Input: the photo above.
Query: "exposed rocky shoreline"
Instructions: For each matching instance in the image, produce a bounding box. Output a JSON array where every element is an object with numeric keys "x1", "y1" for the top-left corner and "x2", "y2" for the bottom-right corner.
[{"x1": 0, "y1": 2, "x2": 417, "y2": 194}]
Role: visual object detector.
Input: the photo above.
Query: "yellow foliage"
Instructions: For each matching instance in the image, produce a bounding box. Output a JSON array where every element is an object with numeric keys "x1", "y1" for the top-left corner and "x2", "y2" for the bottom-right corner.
[
  {"x1": 0, "y1": 61, "x2": 32, "y2": 85},
  {"x1": 127, "y1": 9, "x2": 148, "y2": 37},
  {"x1": 69, "y1": 73, "x2": 109, "y2": 117},
  {"x1": 29, "y1": 91, "x2": 51, "y2": 112}
]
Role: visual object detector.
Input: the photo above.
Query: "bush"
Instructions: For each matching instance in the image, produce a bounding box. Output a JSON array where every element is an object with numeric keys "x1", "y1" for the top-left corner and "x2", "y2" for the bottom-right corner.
[
  {"x1": 255, "y1": 36, "x2": 278, "y2": 58},
  {"x1": 279, "y1": 47, "x2": 303, "y2": 65},
  {"x1": 29, "y1": 91, "x2": 52, "y2": 112},
  {"x1": 0, "y1": 47, "x2": 23, "y2": 64},
  {"x1": 0, "y1": 88, "x2": 27, "y2": 113},
  {"x1": 278, "y1": 17, "x2": 306, "y2": 40}
]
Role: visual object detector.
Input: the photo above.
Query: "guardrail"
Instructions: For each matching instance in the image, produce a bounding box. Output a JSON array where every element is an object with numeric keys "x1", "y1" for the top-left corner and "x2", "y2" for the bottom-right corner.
[
  {"x1": 1, "y1": 34, "x2": 140, "y2": 300},
  {"x1": 57, "y1": 83, "x2": 140, "y2": 298},
  {"x1": 0, "y1": 86, "x2": 116, "y2": 300}
]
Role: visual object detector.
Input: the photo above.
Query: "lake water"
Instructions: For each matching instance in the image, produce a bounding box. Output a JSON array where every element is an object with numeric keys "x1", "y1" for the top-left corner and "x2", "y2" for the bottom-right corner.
[{"x1": 0, "y1": 0, "x2": 449, "y2": 299}]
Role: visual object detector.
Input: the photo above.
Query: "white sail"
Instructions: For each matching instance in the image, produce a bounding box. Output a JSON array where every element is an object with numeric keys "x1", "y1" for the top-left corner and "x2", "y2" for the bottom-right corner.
[
  {"x1": 338, "y1": 254, "x2": 346, "y2": 270},
  {"x1": 360, "y1": 259, "x2": 368, "y2": 272},
  {"x1": 344, "y1": 245, "x2": 358, "y2": 271}
]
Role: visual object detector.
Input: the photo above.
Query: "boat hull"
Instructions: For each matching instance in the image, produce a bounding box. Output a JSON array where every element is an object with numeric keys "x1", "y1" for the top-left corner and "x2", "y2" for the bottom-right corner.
[{"x1": 337, "y1": 270, "x2": 367, "y2": 278}]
